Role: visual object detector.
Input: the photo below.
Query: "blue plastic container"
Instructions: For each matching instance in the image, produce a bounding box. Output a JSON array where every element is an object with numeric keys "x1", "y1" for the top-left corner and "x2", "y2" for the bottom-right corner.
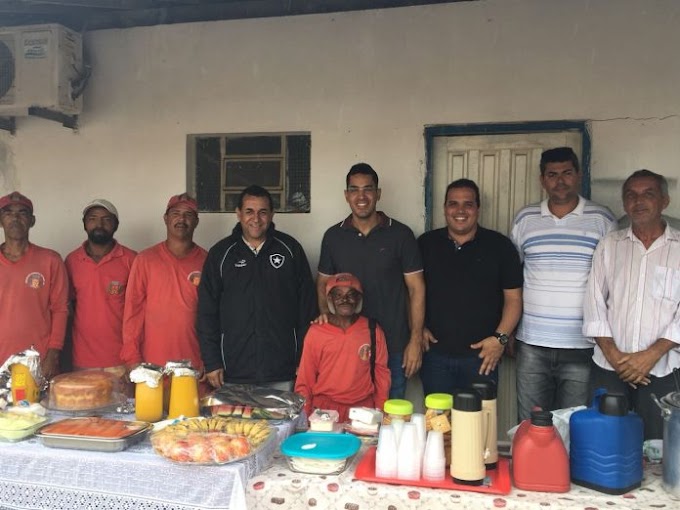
[{"x1": 569, "y1": 388, "x2": 643, "y2": 494}]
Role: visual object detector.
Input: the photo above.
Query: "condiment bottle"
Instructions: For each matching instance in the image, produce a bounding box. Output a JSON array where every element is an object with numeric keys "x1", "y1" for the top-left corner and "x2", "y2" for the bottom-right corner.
[
  {"x1": 424, "y1": 393, "x2": 452, "y2": 465},
  {"x1": 513, "y1": 410, "x2": 570, "y2": 493},
  {"x1": 383, "y1": 399, "x2": 413, "y2": 425},
  {"x1": 11, "y1": 363, "x2": 39, "y2": 403},
  {"x1": 470, "y1": 378, "x2": 498, "y2": 469},
  {"x1": 166, "y1": 360, "x2": 200, "y2": 419},
  {"x1": 129, "y1": 363, "x2": 164, "y2": 422},
  {"x1": 450, "y1": 390, "x2": 486, "y2": 485}
]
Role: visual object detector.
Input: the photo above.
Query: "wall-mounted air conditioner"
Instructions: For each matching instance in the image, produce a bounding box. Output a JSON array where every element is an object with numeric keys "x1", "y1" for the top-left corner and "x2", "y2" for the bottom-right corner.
[{"x1": 0, "y1": 24, "x2": 83, "y2": 117}]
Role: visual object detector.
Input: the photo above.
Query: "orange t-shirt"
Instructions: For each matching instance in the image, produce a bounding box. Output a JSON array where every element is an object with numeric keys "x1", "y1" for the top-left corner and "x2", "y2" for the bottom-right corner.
[
  {"x1": 121, "y1": 242, "x2": 207, "y2": 370},
  {"x1": 0, "y1": 243, "x2": 69, "y2": 366},
  {"x1": 65, "y1": 242, "x2": 137, "y2": 368}
]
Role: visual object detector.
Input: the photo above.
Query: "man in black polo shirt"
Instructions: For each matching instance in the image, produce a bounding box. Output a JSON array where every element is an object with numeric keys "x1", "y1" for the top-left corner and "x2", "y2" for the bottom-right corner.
[
  {"x1": 418, "y1": 178, "x2": 523, "y2": 395},
  {"x1": 317, "y1": 163, "x2": 425, "y2": 399}
]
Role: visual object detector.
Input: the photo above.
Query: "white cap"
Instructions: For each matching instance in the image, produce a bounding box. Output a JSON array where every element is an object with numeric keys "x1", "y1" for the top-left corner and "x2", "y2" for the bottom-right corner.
[{"x1": 82, "y1": 199, "x2": 119, "y2": 219}]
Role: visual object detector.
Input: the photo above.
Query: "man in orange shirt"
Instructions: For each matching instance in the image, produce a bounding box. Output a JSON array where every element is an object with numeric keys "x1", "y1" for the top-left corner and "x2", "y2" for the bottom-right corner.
[
  {"x1": 121, "y1": 194, "x2": 207, "y2": 375},
  {"x1": 0, "y1": 192, "x2": 68, "y2": 379},
  {"x1": 65, "y1": 199, "x2": 136, "y2": 372}
]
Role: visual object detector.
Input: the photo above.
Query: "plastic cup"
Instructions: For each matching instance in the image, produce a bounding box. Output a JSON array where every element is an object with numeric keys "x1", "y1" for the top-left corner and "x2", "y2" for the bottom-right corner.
[
  {"x1": 376, "y1": 424, "x2": 398, "y2": 478},
  {"x1": 411, "y1": 413, "x2": 427, "y2": 454},
  {"x1": 422, "y1": 430, "x2": 446, "y2": 481},
  {"x1": 397, "y1": 422, "x2": 421, "y2": 480},
  {"x1": 391, "y1": 418, "x2": 405, "y2": 447}
]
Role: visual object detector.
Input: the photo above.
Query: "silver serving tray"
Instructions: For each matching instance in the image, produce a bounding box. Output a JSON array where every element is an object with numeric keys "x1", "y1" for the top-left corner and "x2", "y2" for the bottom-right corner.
[{"x1": 35, "y1": 420, "x2": 151, "y2": 452}]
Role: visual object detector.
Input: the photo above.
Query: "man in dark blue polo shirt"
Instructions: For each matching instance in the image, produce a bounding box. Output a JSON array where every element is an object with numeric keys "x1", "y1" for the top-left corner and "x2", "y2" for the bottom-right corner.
[
  {"x1": 418, "y1": 178, "x2": 523, "y2": 395},
  {"x1": 317, "y1": 163, "x2": 425, "y2": 399}
]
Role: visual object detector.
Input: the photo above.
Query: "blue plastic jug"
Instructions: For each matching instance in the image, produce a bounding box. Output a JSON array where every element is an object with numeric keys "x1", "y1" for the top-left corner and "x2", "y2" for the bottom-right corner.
[{"x1": 569, "y1": 388, "x2": 643, "y2": 494}]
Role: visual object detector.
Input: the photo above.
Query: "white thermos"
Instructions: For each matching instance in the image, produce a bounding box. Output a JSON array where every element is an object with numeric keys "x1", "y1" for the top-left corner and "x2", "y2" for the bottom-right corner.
[{"x1": 450, "y1": 390, "x2": 485, "y2": 485}]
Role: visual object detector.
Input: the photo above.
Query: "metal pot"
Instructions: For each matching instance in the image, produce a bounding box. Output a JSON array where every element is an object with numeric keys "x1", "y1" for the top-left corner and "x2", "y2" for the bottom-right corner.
[{"x1": 653, "y1": 392, "x2": 680, "y2": 496}]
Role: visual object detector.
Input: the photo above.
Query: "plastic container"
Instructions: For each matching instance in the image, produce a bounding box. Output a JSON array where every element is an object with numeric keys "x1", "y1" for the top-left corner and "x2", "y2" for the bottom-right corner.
[
  {"x1": 46, "y1": 370, "x2": 123, "y2": 412},
  {"x1": 383, "y1": 399, "x2": 413, "y2": 425},
  {"x1": 570, "y1": 389, "x2": 643, "y2": 494},
  {"x1": 0, "y1": 410, "x2": 48, "y2": 442},
  {"x1": 512, "y1": 410, "x2": 570, "y2": 493},
  {"x1": 281, "y1": 432, "x2": 361, "y2": 474},
  {"x1": 308, "y1": 409, "x2": 339, "y2": 432}
]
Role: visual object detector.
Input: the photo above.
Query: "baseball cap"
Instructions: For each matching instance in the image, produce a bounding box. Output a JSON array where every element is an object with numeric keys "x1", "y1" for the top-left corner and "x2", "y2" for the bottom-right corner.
[
  {"x1": 325, "y1": 273, "x2": 363, "y2": 296},
  {"x1": 166, "y1": 193, "x2": 198, "y2": 213},
  {"x1": 83, "y1": 199, "x2": 119, "y2": 219},
  {"x1": 0, "y1": 191, "x2": 33, "y2": 213}
]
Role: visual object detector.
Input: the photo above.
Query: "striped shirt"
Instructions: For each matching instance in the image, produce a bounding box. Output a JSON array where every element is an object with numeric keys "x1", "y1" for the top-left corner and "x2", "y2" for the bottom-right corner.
[
  {"x1": 583, "y1": 225, "x2": 680, "y2": 377},
  {"x1": 511, "y1": 197, "x2": 617, "y2": 348}
]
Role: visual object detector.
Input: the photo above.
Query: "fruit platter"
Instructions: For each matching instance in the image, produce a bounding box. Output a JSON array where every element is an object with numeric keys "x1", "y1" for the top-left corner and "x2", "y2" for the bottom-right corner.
[{"x1": 150, "y1": 416, "x2": 273, "y2": 464}]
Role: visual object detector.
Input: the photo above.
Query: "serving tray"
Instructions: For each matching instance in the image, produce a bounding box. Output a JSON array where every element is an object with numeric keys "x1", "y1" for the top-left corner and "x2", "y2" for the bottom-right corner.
[
  {"x1": 353, "y1": 446, "x2": 512, "y2": 495},
  {"x1": 35, "y1": 417, "x2": 151, "y2": 452}
]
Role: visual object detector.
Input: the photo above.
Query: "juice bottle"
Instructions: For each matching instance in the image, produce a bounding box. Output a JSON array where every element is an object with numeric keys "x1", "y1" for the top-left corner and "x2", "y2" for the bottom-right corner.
[
  {"x1": 129, "y1": 363, "x2": 165, "y2": 422},
  {"x1": 167, "y1": 367, "x2": 200, "y2": 419},
  {"x1": 11, "y1": 363, "x2": 39, "y2": 403}
]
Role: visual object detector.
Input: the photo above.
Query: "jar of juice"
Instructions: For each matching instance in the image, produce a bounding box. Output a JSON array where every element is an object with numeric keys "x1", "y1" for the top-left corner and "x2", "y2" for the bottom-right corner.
[
  {"x1": 383, "y1": 399, "x2": 413, "y2": 425},
  {"x1": 166, "y1": 362, "x2": 200, "y2": 419},
  {"x1": 11, "y1": 363, "x2": 39, "y2": 403},
  {"x1": 129, "y1": 363, "x2": 164, "y2": 422}
]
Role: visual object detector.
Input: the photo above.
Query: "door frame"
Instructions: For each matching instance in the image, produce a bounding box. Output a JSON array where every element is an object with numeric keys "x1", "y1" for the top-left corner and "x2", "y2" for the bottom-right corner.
[{"x1": 424, "y1": 121, "x2": 591, "y2": 230}]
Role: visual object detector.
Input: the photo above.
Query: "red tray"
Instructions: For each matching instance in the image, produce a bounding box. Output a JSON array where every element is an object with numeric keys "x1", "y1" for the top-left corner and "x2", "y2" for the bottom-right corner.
[{"x1": 353, "y1": 446, "x2": 512, "y2": 495}]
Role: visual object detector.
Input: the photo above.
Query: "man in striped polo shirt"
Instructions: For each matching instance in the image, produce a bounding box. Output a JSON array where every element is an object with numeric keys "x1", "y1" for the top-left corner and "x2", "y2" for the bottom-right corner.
[{"x1": 511, "y1": 147, "x2": 617, "y2": 420}]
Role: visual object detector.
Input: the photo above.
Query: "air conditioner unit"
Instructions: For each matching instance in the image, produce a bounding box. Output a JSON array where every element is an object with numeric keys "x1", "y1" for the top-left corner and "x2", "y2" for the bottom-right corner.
[{"x1": 0, "y1": 24, "x2": 83, "y2": 116}]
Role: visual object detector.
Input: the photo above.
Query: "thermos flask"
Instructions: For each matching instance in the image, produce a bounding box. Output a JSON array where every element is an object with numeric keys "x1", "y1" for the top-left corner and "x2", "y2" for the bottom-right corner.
[{"x1": 450, "y1": 390, "x2": 485, "y2": 485}]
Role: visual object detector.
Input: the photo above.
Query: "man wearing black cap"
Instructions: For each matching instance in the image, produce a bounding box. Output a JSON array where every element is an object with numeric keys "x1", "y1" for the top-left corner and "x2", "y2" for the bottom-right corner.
[
  {"x1": 0, "y1": 191, "x2": 68, "y2": 378},
  {"x1": 65, "y1": 199, "x2": 137, "y2": 372}
]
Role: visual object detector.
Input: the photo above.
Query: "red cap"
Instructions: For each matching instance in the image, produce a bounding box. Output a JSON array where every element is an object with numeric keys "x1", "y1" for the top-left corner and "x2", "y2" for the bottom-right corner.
[
  {"x1": 0, "y1": 191, "x2": 33, "y2": 213},
  {"x1": 166, "y1": 193, "x2": 198, "y2": 213},
  {"x1": 325, "y1": 273, "x2": 363, "y2": 296}
]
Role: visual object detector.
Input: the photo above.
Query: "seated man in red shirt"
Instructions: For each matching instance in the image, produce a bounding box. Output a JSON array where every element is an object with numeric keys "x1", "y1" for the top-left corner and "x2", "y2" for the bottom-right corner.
[{"x1": 295, "y1": 273, "x2": 390, "y2": 422}]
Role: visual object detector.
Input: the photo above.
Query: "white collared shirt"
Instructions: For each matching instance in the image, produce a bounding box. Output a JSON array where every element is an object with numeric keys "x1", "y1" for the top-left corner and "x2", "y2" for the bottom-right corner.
[{"x1": 583, "y1": 224, "x2": 680, "y2": 376}]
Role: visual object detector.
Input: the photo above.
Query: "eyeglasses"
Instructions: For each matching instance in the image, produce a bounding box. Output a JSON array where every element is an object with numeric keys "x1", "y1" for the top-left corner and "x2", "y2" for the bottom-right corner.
[{"x1": 346, "y1": 185, "x2": 378, "y2": 194}]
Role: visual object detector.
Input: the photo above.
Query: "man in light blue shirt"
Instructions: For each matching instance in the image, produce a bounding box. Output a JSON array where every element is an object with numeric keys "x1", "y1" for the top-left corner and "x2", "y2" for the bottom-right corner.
[{"x1": 511, "y1": 147, "x2": 616, "y2": 420}]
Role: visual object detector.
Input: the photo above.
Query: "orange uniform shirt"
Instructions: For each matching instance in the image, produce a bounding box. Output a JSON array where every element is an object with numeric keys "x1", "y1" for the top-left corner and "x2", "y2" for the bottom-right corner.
[
  {"x1": 65, "y1": 242, "x2": 137, "y2": 368},
  {"x1": 295, "y1": 316, "x2": 391, "y2": 418},
  {"x1": 121, "y1": 242, "x2": 207, "y2": 370},
  {"x1": 0, "y1": 243, "x2": 69, "y2": 365}
]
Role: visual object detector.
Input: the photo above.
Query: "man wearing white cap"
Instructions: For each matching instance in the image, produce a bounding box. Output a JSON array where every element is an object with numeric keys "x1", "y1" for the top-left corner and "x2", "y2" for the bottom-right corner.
[{"x1": 65, "y1": 199, "x2": 136, "y2": 371}]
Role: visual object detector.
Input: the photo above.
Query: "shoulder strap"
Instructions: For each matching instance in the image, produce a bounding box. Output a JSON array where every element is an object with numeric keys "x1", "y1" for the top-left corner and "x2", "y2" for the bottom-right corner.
[{"x1": 369, "y1": 318, "x2": 376, "y2": 385}]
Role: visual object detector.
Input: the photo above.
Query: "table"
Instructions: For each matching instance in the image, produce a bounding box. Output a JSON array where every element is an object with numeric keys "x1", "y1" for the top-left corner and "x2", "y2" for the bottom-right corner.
[
  {"x1": 0, "y1": 416, "x2": 298, "y2": 510},
  {"x1": 246, "y1": 447, "x2": 680, "y2": 510}
]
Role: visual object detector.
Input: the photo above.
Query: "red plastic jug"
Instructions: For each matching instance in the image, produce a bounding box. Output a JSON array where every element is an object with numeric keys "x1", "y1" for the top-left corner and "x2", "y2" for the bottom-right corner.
[{"x1": 512, "y1": 410, "x2": 570, "y2": 492}]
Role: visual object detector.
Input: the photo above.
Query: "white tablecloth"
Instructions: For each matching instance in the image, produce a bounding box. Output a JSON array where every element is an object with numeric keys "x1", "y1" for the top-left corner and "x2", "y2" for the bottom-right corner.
[{"x1": 0, "y1": 416, "x2": 298, "y2": 510}]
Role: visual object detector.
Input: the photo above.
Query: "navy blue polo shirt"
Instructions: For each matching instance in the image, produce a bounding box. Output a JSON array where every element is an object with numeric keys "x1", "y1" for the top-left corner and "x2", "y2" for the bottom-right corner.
[
  {"x1": 418, "y1": 226, "x2": 523, "y2": 357},
  {"x1": 318, "y1": 212, "x2": 423, "y2": 353}
]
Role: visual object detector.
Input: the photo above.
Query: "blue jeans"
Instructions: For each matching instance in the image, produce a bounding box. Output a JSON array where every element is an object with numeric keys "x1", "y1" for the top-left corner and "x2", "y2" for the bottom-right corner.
[
  {"x1": 589, "y1": 362, "x2": 676, "y2": 440},
  {"x1": 516, "y1": 341, "x2": 593, "y2": 421},
  {"x1": 388, "y1": 352, "x2": 407, "y2": 399},
  {"x1": 420, "y1": 350, "x2": 498, "y2": 397}
]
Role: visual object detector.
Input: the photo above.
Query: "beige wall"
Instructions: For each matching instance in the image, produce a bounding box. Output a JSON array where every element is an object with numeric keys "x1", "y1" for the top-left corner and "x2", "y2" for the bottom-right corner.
[{"x1": 1, "y1": 0, "x2": 679, "y2": 265}]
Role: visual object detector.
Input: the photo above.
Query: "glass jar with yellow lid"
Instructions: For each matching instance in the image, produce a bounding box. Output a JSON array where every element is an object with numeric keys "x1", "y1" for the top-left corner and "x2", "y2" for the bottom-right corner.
[{"x1": 383, "y1": 399, "x2": 414, "y2": 425}]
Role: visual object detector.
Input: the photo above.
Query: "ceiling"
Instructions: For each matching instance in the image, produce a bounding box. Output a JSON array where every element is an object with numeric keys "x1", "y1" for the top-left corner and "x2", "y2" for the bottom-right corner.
[{"x1": 0, "y1": 0, "x2": 474, "y2": 32}]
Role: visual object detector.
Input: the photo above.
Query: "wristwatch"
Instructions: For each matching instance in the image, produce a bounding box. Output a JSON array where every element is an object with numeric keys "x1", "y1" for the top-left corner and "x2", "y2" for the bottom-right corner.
[{"x1": 494, "y1": 331, "x2": 509, "y2": 346}]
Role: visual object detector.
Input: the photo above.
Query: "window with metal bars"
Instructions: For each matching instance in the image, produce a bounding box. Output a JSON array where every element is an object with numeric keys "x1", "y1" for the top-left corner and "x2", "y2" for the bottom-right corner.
[{"x1": 188, "y1": 132, "x2": 311, "y2": 213}]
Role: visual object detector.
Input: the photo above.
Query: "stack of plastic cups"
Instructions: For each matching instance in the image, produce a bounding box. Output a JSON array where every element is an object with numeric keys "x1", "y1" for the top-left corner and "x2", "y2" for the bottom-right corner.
[
  {"x1": 397, "y1": 422, "x2": 421, "y2": 481},
  {"x1": 422, "y1": 430, "x2": 446, "y2": 481},
  {"x1": 375, "y1": 424, "x2": 398, "y2": 478}
]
